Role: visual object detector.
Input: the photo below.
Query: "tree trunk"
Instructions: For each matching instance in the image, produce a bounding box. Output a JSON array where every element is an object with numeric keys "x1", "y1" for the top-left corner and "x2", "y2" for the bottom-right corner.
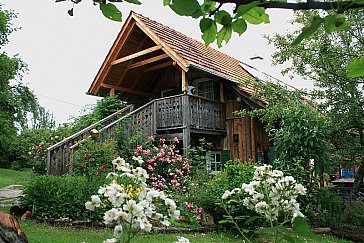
[
  {"x1": 0, "y1": 211, "x2": 28, "y2": 243},
  {"x1": 351, "y1": 129, "x2": 364, "y2": 197}
]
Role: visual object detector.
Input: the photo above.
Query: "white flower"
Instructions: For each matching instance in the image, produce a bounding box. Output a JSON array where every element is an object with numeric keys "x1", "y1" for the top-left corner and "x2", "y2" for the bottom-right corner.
[
  {"x1": 106, "y1": 172, "x2": 119, "y2": 180},
  {"x1": 222, "y1": 190, "x2": 232, "y2": 200},
  {"x1": 85, "y1": 195, "x2": 101, "y2": 211},
  {"x1": 104, "y1": 208, "x2": 119, "y2": 225},
  {"x1": 161, "y1": 219, "x2": 171, "y2": 226},
  {"x1": 85, "y1": 201, "x2": 95, "y2": 211},
  {"x1": 294, "y1": 183, "x2": 307, "y2": 195},
  {"x1": 103, "y1": 238, "x2": 117, "y2": 243},
  {"x1": 113, "y1": 225, "x2": 123, "y2": 238},
  {"x1": 175, "y1": 236, "x2": 190, "y2": 243},
  {"x1": 132, "y1": 156, "x2": 144, "y2": 165},
  {"x1": 138, "y1": 217, "x2": 153, "y2": 232},
  {"x1": 165, "y1": 198, "x2": 177, "y2": 211}
]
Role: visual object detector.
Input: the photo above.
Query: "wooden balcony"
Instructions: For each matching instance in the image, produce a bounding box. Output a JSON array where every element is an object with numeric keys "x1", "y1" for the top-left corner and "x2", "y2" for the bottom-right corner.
[{"x1": 47, "y1": 94, "x2": 225, "y2": 175}]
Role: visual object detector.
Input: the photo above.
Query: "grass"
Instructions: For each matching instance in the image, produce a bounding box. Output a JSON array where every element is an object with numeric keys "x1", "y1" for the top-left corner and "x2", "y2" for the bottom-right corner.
[
  {"x1": 0, "y1": 168, "x2": 34, "y2": 188},
  {"x1": 18, "y1": 220, "x2": 352, "y2": 243},
  {"x1": 20, "y1": 221, "x2": 238, "y2": 243}
]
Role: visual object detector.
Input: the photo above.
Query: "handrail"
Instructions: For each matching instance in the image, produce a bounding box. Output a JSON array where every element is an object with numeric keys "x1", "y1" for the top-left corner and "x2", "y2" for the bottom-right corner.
[
  {"x1": 100, "y1": 100, "x2": 155, "y2": 132},
  {"x1": 47, "y1": 105, "x2": 133, "y2": 150}
]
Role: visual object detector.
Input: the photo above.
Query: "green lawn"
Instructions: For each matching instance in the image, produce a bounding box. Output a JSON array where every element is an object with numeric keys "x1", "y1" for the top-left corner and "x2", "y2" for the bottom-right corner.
[
  {"x1": 18, "y1": 220, "x2": 352, "y2": 243},
  {"x1": 0, "y1": 168, "x2": 34, "y2": 188},
  {"x1": 20, "y1": 221, "x2": 238, "y2": 243}
]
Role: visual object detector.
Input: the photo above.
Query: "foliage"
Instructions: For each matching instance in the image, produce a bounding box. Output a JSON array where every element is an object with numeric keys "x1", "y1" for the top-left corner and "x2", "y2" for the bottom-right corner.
[
  {"x1": 240, "y1": 82, "x2": 331, "y2": 186},
  {"x1": 190, "y1": 160, "x2": 256, "y2": 223},
  {"x1": 86, "y1": 157, "x2": 181, "y2": 243},
  {"x1": 187, "y1": 138, "x2": 212, "y2": 170},
  {"x1": 0, "y1": 5, "x2": 55, "y2": 168},
  {"x1": 21, "y1": 175, "x2": 106, "y2": 221},
  {"x1": 222, "y1": 165, "x2": 307, "y2": 242},
  {"x1": 72, "y1": 139, "x2": 117, "y2": 181},
  {"x1": 267, "y1": 9, "x2": 363, "y2": 192},
  {"x1": 93, "y1": 95, "x2": 126, "y2": 121}
]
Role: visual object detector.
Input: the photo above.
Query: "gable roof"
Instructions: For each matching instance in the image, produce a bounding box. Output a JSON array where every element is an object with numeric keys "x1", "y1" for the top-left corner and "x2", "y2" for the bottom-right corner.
[{"x1": 88, "y1": 11, "x2": 256, "y2": 97}]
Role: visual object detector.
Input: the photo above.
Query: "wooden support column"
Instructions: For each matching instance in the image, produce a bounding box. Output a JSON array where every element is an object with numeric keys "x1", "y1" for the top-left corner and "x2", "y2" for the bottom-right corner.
[
  {"x1": 220, "y1": 82, "x2": 225, "y2": 102},
  {"x1": 237, "y1": 118, "x2": 244, "y2": 163},
  {"x1": 109, "y1": 88, "x2": 115, "y2": 97},
  {"x1": 181, "y1": 70, "x2": 188, "y2": 93},
  {"x1": 251, "y1": 117, "x2": 256, "y2": 163},
  {"x1": 182, "y1": 95, "x2": 190, "y2": 153}
]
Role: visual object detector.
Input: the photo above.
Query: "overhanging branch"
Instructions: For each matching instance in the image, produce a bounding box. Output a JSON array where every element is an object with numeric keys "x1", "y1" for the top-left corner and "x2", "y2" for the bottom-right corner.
[{"x1": 217, "y1": 0, "x2": 364, "y2": 11}]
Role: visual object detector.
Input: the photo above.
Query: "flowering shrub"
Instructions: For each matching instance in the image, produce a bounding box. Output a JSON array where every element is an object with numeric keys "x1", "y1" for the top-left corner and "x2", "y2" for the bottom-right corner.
[
  {"x1": 177, "y1": 203, "x2": 204, "y2": 226},
  {"x1": 132, "y1": 136, "x2": 190, "y2": 193},
  {"x1": 30, "y1": 135, "x2": 63, "y2": 174},
  {"x1": 85, "y1": 157, "x2": 181, "y2": 243},
  {"x1": 73, "y1": 139, "x2": 116, "y2": 181},
  {"x1": 222, "y1": 165, "x2": 306, "y2": 225}
]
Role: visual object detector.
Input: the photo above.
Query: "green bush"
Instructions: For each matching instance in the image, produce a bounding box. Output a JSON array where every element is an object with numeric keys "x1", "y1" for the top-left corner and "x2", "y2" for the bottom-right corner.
[
  {"x1": 21, "y1": 175, "x2": 106, "y2": 220},
  {"x1": 341, "y1": 201, "x2": 364, "y2": 229},
  {"x1": 189, "y1": 160, "x2": 257, "y2": 223},
  {"x1": 72, "y1": 139, "x2": 117, "y2": 181},
  {"x1": 305, "y1": 188, "x2": 343, "y2": 229}
]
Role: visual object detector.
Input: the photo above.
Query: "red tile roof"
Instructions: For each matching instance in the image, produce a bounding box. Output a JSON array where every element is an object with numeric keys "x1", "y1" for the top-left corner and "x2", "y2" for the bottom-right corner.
[{"x1": 133, "y1": 12, "x2": 256, "y2": 95}]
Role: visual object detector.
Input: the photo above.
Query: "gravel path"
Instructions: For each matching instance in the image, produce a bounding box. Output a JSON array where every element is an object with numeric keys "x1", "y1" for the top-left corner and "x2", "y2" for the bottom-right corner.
[{"x1": 0, "y1": 185, "x2": 23, "y2": 207}]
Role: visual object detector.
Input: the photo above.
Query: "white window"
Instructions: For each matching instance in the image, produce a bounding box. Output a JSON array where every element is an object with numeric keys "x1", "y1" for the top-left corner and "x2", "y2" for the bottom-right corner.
[
  {"x1": 190, "y1": 78, "x2": 219, "y2": 100},
  {"x1": 206, "y1": 151, "x2": 222, "y2": 173}
]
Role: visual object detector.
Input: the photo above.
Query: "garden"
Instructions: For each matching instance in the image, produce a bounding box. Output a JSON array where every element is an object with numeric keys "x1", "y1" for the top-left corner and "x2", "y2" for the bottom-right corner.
[{"x1": 1, "y1": 1, "x2": 364, "y2": 243}]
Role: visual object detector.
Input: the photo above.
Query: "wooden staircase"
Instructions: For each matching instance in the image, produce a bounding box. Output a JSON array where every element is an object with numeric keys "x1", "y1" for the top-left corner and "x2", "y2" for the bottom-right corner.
[{"x1": 46, "y1": 94, "x2": 226, "y2": 175}]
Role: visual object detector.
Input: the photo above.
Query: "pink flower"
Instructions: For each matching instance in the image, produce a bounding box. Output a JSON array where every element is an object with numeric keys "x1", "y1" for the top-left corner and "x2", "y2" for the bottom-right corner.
[
  {"x1": 197, "y1": 215, "x2": 202, "y2": 221},
  {"x1": 178, "y1": 218, "x2": 185, "y2": 222},
  {"x1": 198, "y1": 208, "x2": 203, "y2": 213},
  {"x1": 186, "y1": 204, "x2": 193, "y2": 210},
  {"x1": 160, "y1": 138, "x2": 166, "y2": 143},
  {"x1": 193, "y1": 210, "x2": 198, "y2": 215},
  {"x1": 148, "y1": 165, "x2": 154, "y2": 172},
  {"x1": 148, "y1": 136, "x2": 155, "y2": 141},
  {"x1": 158, "y1": 183, "x2": 164, "y2": 188},
  {"x1": 153, "y1": 163, "x2": 157, "y2": 167},
  {"x1": 173, "y1": 137, "x2": 179, "y2": 143},
  {"x1": 143, "y1": 149, "x2": 150, "y2": 156}
]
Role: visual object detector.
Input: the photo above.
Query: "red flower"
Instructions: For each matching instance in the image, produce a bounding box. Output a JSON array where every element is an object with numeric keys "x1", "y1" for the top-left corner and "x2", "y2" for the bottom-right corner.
[
  {"x1": 82, "y1": 162, "x2": 86, "y2": 167},
  {"x1": 85, "y1": 152, "x2": 90, "y2": 157},
  {"x1": 178, "y1": 218, "x2": 185, "y2": 222},
  {"x1": 81, "y1": 155, "x2": 84, "y2": 159},
  {"x1": 68, "y1": 150, "x2": 73, "y2": 155}
]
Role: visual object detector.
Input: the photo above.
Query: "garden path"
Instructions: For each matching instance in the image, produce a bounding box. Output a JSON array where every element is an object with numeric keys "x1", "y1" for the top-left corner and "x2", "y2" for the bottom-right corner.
[{"x1": 0, "y1": 185, "x2": 23, "y2": 207}]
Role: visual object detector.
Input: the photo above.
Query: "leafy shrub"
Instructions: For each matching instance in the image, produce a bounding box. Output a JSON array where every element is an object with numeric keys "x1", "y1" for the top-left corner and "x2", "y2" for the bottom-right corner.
[
  {"x1": 187, "y1": 138, "x2": 212, "y2": 170},
  {"x1": 72, "y1": 139, "x2": 117, "y2": 181},
  {"x1": 341, "y1": 201, "x2": 364, "y2": 229},
  {"x1": 190, "y1": 160, "x2": 256, "y2": 222},
  {"x1": 21, "y1": 175, "x2": 106, "y2": 220},
  {"x1": 305, "y1": 188, "x2": 343, "y2": 229}
]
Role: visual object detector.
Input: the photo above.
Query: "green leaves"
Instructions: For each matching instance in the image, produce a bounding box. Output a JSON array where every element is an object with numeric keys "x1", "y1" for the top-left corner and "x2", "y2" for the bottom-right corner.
[
  {"x1": 232, "y1": 19, "x2": 247, "y2": 36},
  {"x1": 214, "y1": 10, "x2": 232, "y2": 25},
  {"x1": 324, "y1": 15, "x2": 347, "y2": 34},
  {"x1": 200, "y1": 18, "x2": 217, "y2": 46},
  {"x1": 292, "y1": 16, "x2": 324, "y2": 46},
  {"x1": 241, "y1": 7, "x2": 270, "y2": 25},
  {"x1": 124, "y1": 0, "x2": 142, "y2": 5},
  {"x1": 347, "y1": 57, "x2": 364, "y2": 77},
  {"x1": 293, "y1": 14, "x2": 347, "y2": 45},
  {"x1": 217, "y1": 25, "x2": 232, "y2": 47},
  {"x1": 99, "y1": 3, "x2": 122, "y2": 22},
  {"x1": 67, "y1": 8, "x2": 74, "y2": 16},
  {"x1": 236, "y1": 1, "x2": 261, "y2": 17},
  {"x1": 169, "y1": 0, "x2": 200, "y2": 17}
]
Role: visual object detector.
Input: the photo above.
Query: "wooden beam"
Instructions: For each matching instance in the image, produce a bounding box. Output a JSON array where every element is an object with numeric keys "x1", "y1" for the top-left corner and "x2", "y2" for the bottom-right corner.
[
  {"x1": 220, "y1": 81, "x2": 225, "y2": 102},
  {"x1": 101, "y1": 83, "x2": 151, "y2": 97},
  {"x1": 128, "y1": 54, "x2": 169, "y2": 70},
  {"x1": 143, "y1": 61, "x2": 176, "y2": 73},
  {"x1": 251, "y1": 117, "x2": 256, "y2": 163},
  {"x1": 111, "y1": 45, "x2": 161, "y2": 66},
  {"x1": 181, "y1": 70, "x2": 188, "y2": 93},
  {"x1": 109, "y1": 88, "x2": 115, "y2": 97}
]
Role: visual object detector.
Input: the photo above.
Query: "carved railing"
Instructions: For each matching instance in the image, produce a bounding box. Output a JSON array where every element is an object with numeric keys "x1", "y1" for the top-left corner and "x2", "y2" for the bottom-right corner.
[
  {"x1": 46, "y1": 105, "x2": 134, "y2": 175},
  {"x1": 46, "y1": 94, "x2": 226, "y2": 175}
]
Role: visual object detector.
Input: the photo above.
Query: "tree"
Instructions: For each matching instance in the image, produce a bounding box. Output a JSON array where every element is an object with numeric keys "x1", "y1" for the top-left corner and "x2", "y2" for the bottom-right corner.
[
  {"x1": 266, "y1": 9, "x2": 363, "y2": 195},
  {"x1": 239, "y1": 83, "x2": 331, "y2": 187},
  {"x1": 55, "y1": 0, "x2": 364, "y2": 77},
  {"x1": 0, "y1": 5, "x2": 54, "y2": 167}
]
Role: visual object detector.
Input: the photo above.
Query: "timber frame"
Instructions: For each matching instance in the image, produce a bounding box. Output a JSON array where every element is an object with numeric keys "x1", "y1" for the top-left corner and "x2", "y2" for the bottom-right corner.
[
  {"x1": 47, "y1": 12, "x2": 274, "y2": 175},
  {"x1": 87, "y1": 11, "x2": 271, "y2": 164}
]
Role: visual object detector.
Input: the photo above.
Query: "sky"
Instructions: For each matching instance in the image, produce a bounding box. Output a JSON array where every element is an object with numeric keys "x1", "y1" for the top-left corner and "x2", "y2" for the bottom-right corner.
[{"x1": 3, "y1": 0, "x2": 313, "y2": 125}]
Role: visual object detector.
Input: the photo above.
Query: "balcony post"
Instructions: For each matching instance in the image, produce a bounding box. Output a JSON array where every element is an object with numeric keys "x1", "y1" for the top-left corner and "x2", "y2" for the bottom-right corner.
[{"x1": 182, "y1": 95, "x2": 191, "y2": 152}]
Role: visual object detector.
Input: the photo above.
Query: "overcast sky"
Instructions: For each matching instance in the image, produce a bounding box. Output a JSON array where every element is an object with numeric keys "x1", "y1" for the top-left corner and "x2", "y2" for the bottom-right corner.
[{"x1": 3, "y1": 0, "x2": 312, "y2": 125}]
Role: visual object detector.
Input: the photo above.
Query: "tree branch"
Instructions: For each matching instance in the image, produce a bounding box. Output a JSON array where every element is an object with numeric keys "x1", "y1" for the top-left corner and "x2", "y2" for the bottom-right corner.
[{"x1": 216, "y1": 0, "x2": 364, "y2": 11}]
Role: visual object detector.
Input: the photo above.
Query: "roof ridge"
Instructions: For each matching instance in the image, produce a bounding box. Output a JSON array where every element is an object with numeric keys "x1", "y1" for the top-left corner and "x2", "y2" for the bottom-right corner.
[{"x1": 132, "y1": 12, "x2": 245, "y2": 67}]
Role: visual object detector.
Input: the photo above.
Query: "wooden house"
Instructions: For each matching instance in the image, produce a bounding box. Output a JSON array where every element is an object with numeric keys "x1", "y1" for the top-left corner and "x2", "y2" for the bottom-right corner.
[{"x1": 47, "y1": 12, "x2": 272, "y2": 175}]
